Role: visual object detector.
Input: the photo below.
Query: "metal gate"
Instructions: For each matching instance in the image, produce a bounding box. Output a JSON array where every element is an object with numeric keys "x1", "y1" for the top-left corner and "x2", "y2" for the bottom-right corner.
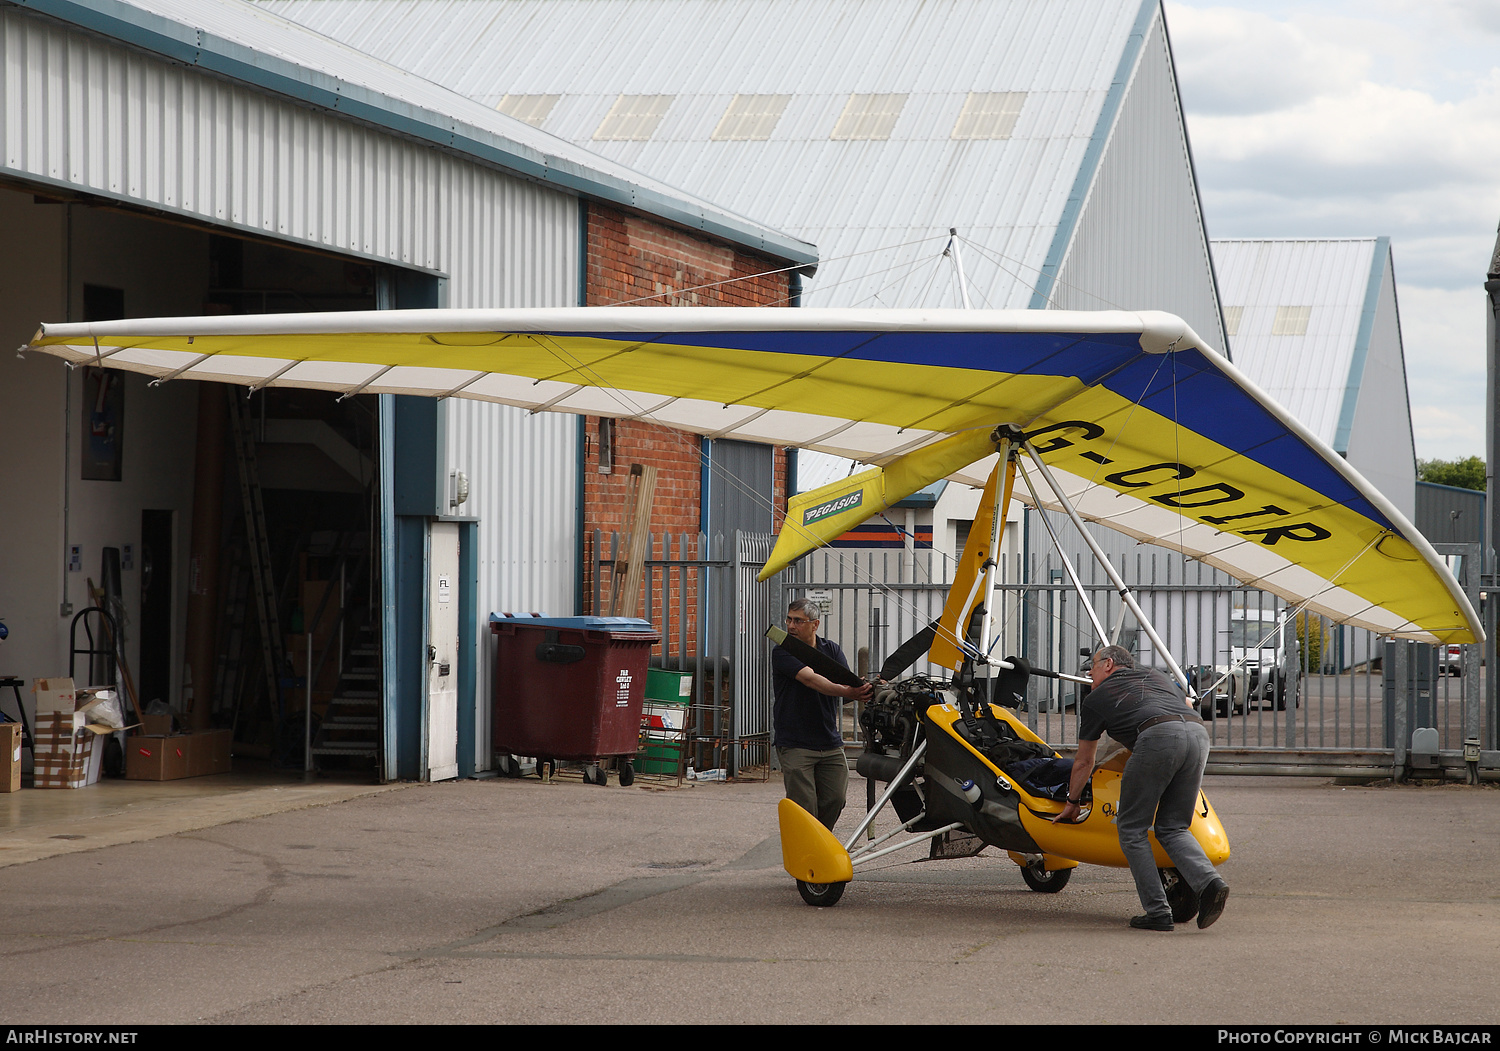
[
  {"x1": 784, "y1": 542, "x2": 1492, "y2": 777},
  {"x1": 591, "y1": 529, "x2": 779, "y2": 776}
]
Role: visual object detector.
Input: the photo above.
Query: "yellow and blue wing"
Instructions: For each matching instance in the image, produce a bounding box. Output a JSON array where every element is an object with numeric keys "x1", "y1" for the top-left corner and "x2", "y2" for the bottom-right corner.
[{"x1": 27, "y1": 306, "x2": 1480, "y2": 644}]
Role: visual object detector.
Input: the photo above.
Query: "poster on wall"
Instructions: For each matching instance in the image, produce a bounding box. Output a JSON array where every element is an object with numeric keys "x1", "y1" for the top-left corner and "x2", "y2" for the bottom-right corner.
[{"x1": 81, "y1": 367, "x2": 124, "y2": 481}]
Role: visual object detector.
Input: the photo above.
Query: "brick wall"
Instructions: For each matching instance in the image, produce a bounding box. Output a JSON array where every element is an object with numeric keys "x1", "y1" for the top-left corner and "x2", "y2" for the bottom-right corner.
[{"x1": 581, "y1": 203, "x2": 793, "y2": 635}]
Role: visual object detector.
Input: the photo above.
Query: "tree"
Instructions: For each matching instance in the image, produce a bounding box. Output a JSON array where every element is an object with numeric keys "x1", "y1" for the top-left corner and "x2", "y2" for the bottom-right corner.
[{"x1": 1416, "y1": 456, "x2": 1485, "y2": 491}]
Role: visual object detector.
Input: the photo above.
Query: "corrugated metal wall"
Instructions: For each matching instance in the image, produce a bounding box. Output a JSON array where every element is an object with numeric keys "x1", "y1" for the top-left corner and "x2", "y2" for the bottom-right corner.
[
  {"x1": 1051, "y1": 8, "x2": 1226, "y2": 352},
  {"x1": 1416, "y1": 483, "x2": 1485, "y2": 547},
  {"x1": 1342, "y1": 254, "x2": 1417, "y2": 518},
  {"x1": 1, "y1": 4, "x2": 581, "y2": 773}
]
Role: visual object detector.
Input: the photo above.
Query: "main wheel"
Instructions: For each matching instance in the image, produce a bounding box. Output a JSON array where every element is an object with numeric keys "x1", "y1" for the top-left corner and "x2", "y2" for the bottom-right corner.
[
  {"x1": 617, "y1": 761, "x2": 635, "y2": 787},
  {"x1": 1160, "y1": 867, "x2": 1198, "y2": 924},
  {"x1": 582, "y1": 764, "x2": 607, "y2": 786},
  {"x1": 496, "y1": 753, "x2": 523, "y2": 778},
  {"x1": 1020, "y1": 861, "x2": 1072, "y2": 893},
  {"x1": 536, "y1": 758, "x2": 556, "y2": 782},
  {"x1": 796, "y1": 879, "x2": 846, "y2": 907}
]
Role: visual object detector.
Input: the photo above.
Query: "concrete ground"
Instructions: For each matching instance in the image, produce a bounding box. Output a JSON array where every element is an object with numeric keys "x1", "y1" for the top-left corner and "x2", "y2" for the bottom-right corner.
[{"x1": 1, "y1": 767, "x2": 1496, "y2": 1025}]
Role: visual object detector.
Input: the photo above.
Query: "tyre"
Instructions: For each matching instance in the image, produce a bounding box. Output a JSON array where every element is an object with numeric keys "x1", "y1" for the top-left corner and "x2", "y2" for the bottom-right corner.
[
  {"x1": 496, "y1": 753, "x2": 523, "y2": 778},
  {"x1": 1019, "y1": 861, "x2": 1072, "y2": 893},
  {"x1": 796, "y1": 879, "x2": 846, "y2": 907},
  {"x1": 1160, "y1": 867, "x2": 1198, "y2": 924},
  {"x1": 582, "y1": 764, "x2": 607, "y2": 786},
  {"x1": 536, "y1": 758, "x2": 556, "y2": 782},
  {"x1": 618, "y1": 761, "x2": 635, "y2": 787}
]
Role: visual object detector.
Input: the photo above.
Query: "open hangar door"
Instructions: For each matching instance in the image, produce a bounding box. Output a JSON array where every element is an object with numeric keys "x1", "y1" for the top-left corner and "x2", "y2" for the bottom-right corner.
[{"x1": 0, "y1": 182, "x2": 438, "y2": 780}]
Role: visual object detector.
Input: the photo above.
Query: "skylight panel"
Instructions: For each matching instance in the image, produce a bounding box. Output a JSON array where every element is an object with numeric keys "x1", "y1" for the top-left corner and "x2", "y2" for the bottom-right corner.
[
  {"x1": 951, "y1": 92, "x2": 1026, "y2": 139},
  {"x1": 496, "y1": 94, "x2": 560, "y2": 128},
  {"x1": 712, "y1": 94, "x2": 791, "y2": 141},
  {"x1": 594, "y1": 95, "x2": 674, "y2": 141},
  {"x1": 1224, "y1": 306, "x2": 1243, "y2": 337},
  {"x1": 831, "y1": 94, "x2": 907, "y2": 140},
  {"x1": 1272, "y1": 306, "x2": 1311, "y2": 336}
]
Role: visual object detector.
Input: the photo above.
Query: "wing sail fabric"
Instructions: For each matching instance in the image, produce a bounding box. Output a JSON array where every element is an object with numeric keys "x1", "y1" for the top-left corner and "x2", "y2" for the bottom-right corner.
[
  {"x1": 760, "y1": 427, "x2": 998, "y2": 580},
  {"x1": 26, "y1": 306, "x2": 1481, "y2": 644}
]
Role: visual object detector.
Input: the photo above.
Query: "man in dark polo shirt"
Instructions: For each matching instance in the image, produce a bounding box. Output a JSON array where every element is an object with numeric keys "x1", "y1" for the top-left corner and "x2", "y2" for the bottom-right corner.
[
  {"x1": 771, "y1": 599, "x2": 872, "y2": 830},
  {"x1": 1055, "y1": 645, "x2": 1230, "y2": 931}
]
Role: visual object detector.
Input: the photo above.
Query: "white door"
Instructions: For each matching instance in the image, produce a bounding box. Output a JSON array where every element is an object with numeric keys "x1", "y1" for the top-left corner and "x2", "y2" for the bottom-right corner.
[{"x1": 427, "y1": 522, "x2": 460, "y2": 781}]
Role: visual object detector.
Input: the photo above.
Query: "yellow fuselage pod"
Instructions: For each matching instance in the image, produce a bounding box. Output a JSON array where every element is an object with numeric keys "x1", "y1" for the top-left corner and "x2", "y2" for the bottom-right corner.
[
  {"x1": 924, "y1": 703, "x2": 1230, "y2": 870},
  {"x1": 778, "y1": 798, "x2": 854, "y2": 885}
]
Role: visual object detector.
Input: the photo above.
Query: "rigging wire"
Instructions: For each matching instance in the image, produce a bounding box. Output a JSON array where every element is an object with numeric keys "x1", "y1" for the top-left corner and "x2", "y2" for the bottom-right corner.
[
  {"x1": 604, "y1": 232, "x2": 950, "y2": 307},
  {"x1": 548, "y1": 226, "x2": 1251, "y2": 676}
]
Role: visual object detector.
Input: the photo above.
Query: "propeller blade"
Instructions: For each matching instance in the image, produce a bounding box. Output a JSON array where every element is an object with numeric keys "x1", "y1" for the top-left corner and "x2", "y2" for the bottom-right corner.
[
  {"x1": 879, "y1": 620, "x2": 939, "y2": 681},
  {"x1": 765, "y1": 625, "x2": 864, "y2": 688}
]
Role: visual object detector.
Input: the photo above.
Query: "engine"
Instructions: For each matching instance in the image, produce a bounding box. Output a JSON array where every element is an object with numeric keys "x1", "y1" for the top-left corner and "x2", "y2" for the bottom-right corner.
[{"x1": 859, "y1": 675, "x2": 947, "y2": 759}]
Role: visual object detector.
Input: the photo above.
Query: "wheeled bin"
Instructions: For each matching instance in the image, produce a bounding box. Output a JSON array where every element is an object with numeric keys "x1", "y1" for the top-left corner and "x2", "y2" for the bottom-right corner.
[{"x1": 489, "y1": 613, "x2": 661, "y2": 785}]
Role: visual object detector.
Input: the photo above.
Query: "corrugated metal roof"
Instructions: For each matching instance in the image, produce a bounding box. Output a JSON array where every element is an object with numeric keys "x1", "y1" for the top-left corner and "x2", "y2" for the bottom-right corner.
[
  {"x1": 13, "y1": 0, "x2": 816, "y2": 264},
  {"x1": 1210, "y1": 238, "x2": 1383, "y2": 448},
  {"x1": 256, "y1": 0, "x2": 1157, "y2": 308}
]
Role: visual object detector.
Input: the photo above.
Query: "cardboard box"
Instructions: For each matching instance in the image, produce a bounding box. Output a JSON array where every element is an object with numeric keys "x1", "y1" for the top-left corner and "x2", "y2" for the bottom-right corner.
[
  {"x1": 185, "y1": 729, "x2": 232, "y2": 776},
  {"x1": 126, "y1": 735, "x2": 189, "y2": 781},
  {"x1": 0, "y1": 723, "x2": 21, "y2": 792},
  {"x1": 140, "y1": 712, "x2": 174, "y2": 736},
  {"x1": 32, "y1": 677, "x2": 76, "y2": 714},
  {"x1": 33, "y1": 712, "x2": 96, "y2": 789},
  {"x1": 126, "y1": 729, "x2": 232, "y2": 781}
]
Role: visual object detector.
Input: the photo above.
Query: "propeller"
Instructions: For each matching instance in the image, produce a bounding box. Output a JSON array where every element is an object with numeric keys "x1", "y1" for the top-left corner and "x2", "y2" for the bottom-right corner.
[
  {"x1": 764, "y1": 625, "x2": 864, "y2": 688},
  {"x1": 879, "y1": 619, "x2": 939, "y2": 681}
]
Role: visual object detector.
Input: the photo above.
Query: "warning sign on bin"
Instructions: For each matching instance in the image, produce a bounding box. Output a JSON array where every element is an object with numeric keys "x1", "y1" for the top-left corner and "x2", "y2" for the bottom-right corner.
[{"x1": 615, "y1": 669, "x2": 633, "y2": 706}]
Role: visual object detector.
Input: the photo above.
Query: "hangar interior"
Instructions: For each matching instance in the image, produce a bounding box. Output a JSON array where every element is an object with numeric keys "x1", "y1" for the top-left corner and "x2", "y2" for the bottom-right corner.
[{"x1": 0, "y1": 182, "x2": 443, "y2": 776}]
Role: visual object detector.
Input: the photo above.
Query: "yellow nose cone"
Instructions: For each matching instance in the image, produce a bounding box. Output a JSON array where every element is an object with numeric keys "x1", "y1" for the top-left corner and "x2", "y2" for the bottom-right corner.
[{"x1": 778, "y1": 798, "x2": 854, "y2": 884}]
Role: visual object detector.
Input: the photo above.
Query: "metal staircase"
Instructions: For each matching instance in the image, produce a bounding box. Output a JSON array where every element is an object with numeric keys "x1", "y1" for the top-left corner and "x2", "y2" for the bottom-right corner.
[{"x1": 309, "y1": 617, "x2": 382, "y2": 768}]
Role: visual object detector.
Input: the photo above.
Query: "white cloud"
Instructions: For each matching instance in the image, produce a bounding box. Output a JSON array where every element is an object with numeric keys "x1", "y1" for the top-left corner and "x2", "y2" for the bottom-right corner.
[
  {"x1": 1168, "y1": 5, "x2": 1366, "y2": 115},
  {"x1": 1400, "y1": 286, "x2": 1488, "y2": 459},
  {"x1": 1168, "y1": 2, "x2": 1498, "y2": 461},
  {"x1": 1189, "y1": 79, "x2": 1500, "y2": 192}
]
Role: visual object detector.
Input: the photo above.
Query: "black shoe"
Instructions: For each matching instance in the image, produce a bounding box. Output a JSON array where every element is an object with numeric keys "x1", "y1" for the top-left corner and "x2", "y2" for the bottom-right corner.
[
  {"x1": 1197, "y1": 879, "x2": 1230, "y2": 929},
  {"x1": 1129, "y1": 914, "x2": 1174, "y2": 931}
]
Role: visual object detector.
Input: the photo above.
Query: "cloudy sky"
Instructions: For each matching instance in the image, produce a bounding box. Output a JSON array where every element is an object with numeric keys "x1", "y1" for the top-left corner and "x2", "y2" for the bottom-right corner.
[{"x1": 1166, "y1": 0, "x2": 1498, "y2": 462}]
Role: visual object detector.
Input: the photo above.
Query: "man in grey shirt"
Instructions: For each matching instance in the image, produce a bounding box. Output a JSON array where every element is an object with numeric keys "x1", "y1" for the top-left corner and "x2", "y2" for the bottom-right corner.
[{"x1": 1054, "y1": 645, "x2": 1230, "y2": 931}]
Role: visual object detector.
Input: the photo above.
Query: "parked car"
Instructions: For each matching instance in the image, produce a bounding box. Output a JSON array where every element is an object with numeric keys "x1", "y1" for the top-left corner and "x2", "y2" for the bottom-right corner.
[
  {"x1": 1192, "y1": 609, "x2": 1294, "y2": 717},
  {"x1": 1439, "y1": 643, "x2": 1463, "y2": 676}
]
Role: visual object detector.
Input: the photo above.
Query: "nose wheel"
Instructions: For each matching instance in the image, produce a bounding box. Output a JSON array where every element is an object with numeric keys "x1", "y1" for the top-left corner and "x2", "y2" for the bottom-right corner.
[
  {"x1": 1019, "y1": 861, "x2": 1072, "y2": 893},
  {"x1": 796, "y1": 880, "x2": 846, "y2": 907}
]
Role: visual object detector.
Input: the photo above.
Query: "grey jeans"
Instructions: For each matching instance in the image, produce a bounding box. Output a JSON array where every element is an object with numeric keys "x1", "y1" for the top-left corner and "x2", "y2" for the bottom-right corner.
[
  {"x1": 777, "y1": 746, "x2": 849, "y2": 831},
  {"x1": 1116, "y1": 720, "x2": 1219, "y2": 918}
]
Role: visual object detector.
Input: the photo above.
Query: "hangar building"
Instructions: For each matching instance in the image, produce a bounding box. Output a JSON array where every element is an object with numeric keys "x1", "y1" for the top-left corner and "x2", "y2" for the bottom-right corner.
[{"x1": 0, "y1": 0, "x2": 812, "y2": 781}]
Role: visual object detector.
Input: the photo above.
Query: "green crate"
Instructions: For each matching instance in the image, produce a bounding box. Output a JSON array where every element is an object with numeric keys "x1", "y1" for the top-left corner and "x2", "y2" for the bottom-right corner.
[
  {"x1": 637, "y1": 737, "x2": 685, "y2": 775},
  {"x1": 645, "y1": 668, "x2": 693, "y2": 704}
]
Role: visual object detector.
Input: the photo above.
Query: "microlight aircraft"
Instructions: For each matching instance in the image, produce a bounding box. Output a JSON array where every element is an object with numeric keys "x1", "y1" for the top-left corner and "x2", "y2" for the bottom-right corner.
[{"x1": 27, "y1": 307, "x2": 1482, "y2": 909}]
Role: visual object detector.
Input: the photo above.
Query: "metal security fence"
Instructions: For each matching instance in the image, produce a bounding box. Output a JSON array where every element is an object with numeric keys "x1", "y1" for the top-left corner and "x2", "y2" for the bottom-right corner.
[
  {"x1": 595, "y1": 532, "x2": 1492, "y2": 778},
  {"x1": 784, "y1": 543, "x2": 1492, "y2": 776},
  {"x1": 591, "y1": 529, "x2": 779, "y2": 776}
]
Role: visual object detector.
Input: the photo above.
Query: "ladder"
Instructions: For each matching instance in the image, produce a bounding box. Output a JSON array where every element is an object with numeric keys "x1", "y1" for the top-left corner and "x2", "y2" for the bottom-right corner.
[{"x1": 226, "y1": 390, "x2": 285, "y2": 721}]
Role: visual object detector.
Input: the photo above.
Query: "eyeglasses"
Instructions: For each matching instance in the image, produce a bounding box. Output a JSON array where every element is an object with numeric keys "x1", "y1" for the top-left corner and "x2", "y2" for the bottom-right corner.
[{"x1": 786, "y1": 615, "x2": 814, "y2": 625}]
